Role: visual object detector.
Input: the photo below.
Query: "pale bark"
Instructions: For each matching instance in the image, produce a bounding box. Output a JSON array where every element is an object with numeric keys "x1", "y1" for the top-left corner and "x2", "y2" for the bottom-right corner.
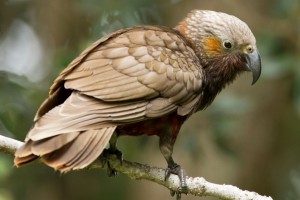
[{"x1": 0, "y1": 134, "x2": 273, "y2": 200}]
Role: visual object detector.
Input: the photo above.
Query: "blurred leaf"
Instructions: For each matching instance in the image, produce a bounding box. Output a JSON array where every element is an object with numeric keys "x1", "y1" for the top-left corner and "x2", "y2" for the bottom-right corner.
[
  {"x1": 210, "y1": 93, "x2": 252, "y2": 116},
  {"x1": 0, "y1": 189, "x2": 13, "y2": 200},
  {"x1": 0, "y1": 157, "x2": 11, "y2": 180},
  {"x1": 287, "y1": 167, "x2": 300, "y2": 200},
  {"x1": 274, "y1": 0, "x2": 299, "y2": 17},
  {"x1": 262, "y1": 55, "x2": 295, "y2": 79}
]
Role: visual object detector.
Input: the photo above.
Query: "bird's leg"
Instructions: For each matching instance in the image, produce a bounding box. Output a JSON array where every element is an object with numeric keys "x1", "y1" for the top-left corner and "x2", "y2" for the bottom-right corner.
[
  {"x1": 100, "y1": 132, "x2": 122, "y2": 177},
  {"x1": 107, "y1": 132, "x2": 123, "y2": 162},
  {"x1": 159, "y1": 128, "x2": 188, "y2": 199}
]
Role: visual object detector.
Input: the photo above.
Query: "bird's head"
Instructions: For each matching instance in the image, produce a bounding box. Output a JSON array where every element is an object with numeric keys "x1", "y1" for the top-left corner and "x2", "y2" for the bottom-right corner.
[{"x1": 177, "y1": 10, "x2": 261, "y2": 85}]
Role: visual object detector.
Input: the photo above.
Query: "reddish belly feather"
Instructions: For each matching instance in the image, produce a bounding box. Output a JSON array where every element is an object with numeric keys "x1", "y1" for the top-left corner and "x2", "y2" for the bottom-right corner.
[{"x1": 116, "y1": 112, "x2": 187, "y2": 137}]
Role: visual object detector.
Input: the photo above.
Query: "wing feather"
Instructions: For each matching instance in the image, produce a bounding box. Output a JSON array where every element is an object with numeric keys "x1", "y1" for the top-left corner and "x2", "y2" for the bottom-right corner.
[
  {"x1": 56, "y1": 26, "x2": 203, "y2": 110},
  {"x1": 27, "y1": 92, "x2": 147, "y2": 141}
]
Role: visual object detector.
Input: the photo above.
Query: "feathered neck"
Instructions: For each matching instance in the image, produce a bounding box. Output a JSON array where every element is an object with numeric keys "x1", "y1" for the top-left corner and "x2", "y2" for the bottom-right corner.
[{"x1": 197, "y1": 53, "x2": 245, "y2": 110}]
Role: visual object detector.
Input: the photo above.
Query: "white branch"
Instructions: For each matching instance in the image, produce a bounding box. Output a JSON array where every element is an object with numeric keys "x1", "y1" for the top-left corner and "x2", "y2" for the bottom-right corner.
[
  {"x1": 0, "y1": 134, "x2": 273, "y2": 200},
  {"x1": 0, "y1": 135, "x2": 23, "y2": 156}
]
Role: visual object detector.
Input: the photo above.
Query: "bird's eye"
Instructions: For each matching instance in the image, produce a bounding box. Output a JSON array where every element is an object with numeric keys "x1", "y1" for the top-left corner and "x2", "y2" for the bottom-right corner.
[
  {"x1": 246, "y1": 45, "x2": 254, "y2": 53},
  {"x1": 223, "y1": 40, "x2": 232, "y2": 49}
]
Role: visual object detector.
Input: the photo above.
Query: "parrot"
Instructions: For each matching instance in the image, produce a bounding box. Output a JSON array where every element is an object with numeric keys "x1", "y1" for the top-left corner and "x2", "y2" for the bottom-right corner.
[{"x1": 14, "y1": 9, "x2": 261, "y2": 197}]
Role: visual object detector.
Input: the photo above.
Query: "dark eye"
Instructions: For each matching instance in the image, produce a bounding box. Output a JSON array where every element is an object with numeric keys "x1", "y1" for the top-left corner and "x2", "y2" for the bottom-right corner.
[{"x1": 223, "y1": 40, "x2": 232, "y2": 49}]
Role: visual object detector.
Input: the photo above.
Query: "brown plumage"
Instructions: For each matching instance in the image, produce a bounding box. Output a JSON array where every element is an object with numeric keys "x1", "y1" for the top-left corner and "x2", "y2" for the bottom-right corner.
[{"x1": 14, "y1": 10, "x2": 261, "y2": 186}]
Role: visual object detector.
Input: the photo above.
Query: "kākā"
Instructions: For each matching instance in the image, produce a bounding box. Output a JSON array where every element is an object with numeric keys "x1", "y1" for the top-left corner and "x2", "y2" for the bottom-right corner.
[{"x1": 14, "y1": 9, "x2": 261, "y2": 193}]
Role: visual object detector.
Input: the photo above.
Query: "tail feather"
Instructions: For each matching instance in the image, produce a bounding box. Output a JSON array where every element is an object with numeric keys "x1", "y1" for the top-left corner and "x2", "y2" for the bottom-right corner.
[
  {"x1": 14, "y1": 127, "x2": 116, "y2": 172},
  {"x1": 31, "y1": 132, "x2": 80, "y2": 156},
  {"x1": 43, "y1": 130, "x2": 97, "y2": 170},
  {"x1": 14, "y1": 154, "x2": 38, "y2": 166},
  {"x1": 64, "y1": 127, "x2": 115, "y2": 171},
  {"x1": 60, "y1": 130, "x2": 99, "y2": 169},
  {"x1": 14, "y1": 140, "x2": 37, "y2": 167},
  {"x1": 15, "y1": 140, "x2": 34, "y2": 158}
]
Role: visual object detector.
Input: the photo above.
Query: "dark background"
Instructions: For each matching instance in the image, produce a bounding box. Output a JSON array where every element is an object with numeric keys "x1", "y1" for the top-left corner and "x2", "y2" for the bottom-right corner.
[{"x1": 0, "y1": 0, "x2": 299, "y2": 200}]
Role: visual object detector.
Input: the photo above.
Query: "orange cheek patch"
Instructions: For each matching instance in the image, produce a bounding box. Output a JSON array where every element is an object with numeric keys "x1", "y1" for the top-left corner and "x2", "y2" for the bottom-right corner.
[
  {"x1": 203, "y1": 37, "x2": 222, "y2": 56},
  {"x1": 178, "y1": 21, "x2": 188, "y2": 35}
]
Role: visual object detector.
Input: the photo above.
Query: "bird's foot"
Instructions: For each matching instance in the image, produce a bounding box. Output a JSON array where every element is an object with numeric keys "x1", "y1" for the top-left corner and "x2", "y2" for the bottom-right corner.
[
  {"x1": 165, "y1": 164, "x2": 188, "y2": 200},
  {"x1": 100, "y1": 148, "x2": 123, "y2": 177}
]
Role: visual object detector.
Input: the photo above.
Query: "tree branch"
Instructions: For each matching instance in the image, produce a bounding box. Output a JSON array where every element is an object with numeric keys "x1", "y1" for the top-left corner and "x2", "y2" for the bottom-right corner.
[
  {"x1": 0, "y1": 134, "x2": 273, "y2": 200},
  {"x1": 0, "y1": 135, "x2": 23, "y2": 156}
]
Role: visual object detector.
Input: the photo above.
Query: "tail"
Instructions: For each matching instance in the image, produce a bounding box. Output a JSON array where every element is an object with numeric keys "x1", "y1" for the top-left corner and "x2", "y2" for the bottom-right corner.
[
  {"x1": 14, "y1": 127, "x2": 115, "y2": 172},
  {"x1": 14, "y1": 91, "x2": 147, "y2": 172}
]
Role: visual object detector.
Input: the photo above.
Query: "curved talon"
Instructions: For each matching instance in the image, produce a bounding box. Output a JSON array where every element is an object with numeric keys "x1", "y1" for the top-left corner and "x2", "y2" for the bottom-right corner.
[
  {"x1": 165, "y1": 167, "x2": 172, "y2": 181},
  {"x1": 107, "y1": 162, "x2": 118, "y2": 177},
  {"x1": 113, "y1": 149, "x2": 123, "y2": 165},
  {"x1": 170, "y1": 190, "x2": 176, "y2": 197},
  {"x1": 164, "y1": 164, "x2": 188, "y2": 200},
  {"x1": 176, "y1": 192, "x2": 181, "y2": 200},
  {"x1": 170, "y1": 190, "x2": 184, "y2": 200},
  {"x1": 100, "y1": 148, "x2": 123, "y2": 177}
]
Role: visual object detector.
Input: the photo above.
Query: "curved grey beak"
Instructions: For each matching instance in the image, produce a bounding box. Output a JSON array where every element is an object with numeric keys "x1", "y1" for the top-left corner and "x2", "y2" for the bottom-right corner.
[{"x1": 245, "y1": 50, "x2": 261, "y2": 85}]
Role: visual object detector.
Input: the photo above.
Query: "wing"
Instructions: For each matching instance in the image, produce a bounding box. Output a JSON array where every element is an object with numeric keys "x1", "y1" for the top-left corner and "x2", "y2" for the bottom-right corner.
[
  {"x1": 30, "y1": 26, "x2": 205, "y2": 142},
  {"x1": 59, "y1": 26, "x2": 203, "y2": 114}
]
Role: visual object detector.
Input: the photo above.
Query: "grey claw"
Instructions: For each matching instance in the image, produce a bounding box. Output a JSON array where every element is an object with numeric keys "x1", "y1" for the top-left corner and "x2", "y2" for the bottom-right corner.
[
  {"x1": 165, "y1": 164, "x2": 188, "y2": 199},
  {"x1": 100, "y1": 148, "x2": 123, "y2": 177}
]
